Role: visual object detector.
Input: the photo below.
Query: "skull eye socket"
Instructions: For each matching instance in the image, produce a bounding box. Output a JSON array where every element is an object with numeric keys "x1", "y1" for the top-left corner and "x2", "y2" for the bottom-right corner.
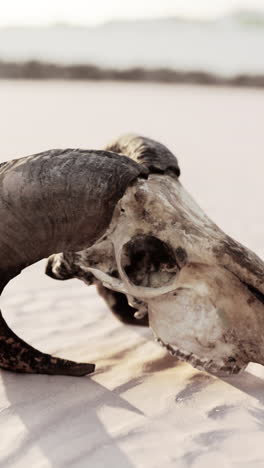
[{"x1": 121, "y1": 235, "x2": 178, "y2": 288}]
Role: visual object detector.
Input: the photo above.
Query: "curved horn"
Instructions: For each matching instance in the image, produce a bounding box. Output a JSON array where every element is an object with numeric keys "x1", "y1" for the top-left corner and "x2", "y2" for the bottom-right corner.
[
  {"x1": 46, "y1": 134, "x2": 180, "y2": 306},
  {"x1": 0, "y1": 148, "x2": 147, "y2": 376},
  {"x1": 105, "y1": 134, "x2": 180, "y2": 177}
]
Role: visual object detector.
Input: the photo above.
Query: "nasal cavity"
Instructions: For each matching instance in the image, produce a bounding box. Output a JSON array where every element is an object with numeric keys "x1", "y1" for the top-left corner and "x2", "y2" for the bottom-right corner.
[{"x1": 121, "y1": 235, "x2": 178, "y2": 288}]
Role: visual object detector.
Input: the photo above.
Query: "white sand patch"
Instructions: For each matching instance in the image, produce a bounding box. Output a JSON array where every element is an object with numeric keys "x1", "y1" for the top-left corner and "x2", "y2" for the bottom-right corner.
[{"x1": 0, "y1": 82, "x2": 264, "y2": 467}]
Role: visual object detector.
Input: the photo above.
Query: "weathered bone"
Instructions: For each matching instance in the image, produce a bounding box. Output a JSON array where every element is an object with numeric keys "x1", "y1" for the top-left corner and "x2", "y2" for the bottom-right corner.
[
  {"x1": 47, "y1": 136, "x2": 264, "y2": 376},
  {"x1": 46, "y1": 134, "x2": 181, "y2": 325},
  {"x1": 0, "y1": 148, "x2": 147, "y2": 375}
]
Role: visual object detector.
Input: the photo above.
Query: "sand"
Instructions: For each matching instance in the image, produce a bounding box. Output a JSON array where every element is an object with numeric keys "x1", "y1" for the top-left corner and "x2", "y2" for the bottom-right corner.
[{"x1": 0, "y1": 80, "x2": 264, "y2": 467}]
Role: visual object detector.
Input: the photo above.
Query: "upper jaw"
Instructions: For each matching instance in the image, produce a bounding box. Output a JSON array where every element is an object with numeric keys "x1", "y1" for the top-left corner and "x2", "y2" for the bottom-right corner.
[
  {"x1": 155, "y1": 337, "x2": 246, "y2": 376},
  {"x1": 146, "y1": 264, "x2": 264, "y2": 376}
]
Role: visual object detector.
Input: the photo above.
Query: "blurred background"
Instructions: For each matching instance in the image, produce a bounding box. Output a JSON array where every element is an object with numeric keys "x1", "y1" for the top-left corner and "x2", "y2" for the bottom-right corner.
[
  {"x1": 0, "y1": 0, "x2": 263, "y2": 250},
  {"x1": 1, "y1": 0, "x2": 264, "y2": 78},
  {"x1": 1, "y1": 6, "x2": 264, "y2": 466}
]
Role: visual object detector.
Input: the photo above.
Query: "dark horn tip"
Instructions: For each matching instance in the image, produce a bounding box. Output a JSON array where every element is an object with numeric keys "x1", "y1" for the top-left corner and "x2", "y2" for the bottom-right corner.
[
  {"x1": 175, "y1": 167, "x2": 181, "y2": 178},
  {"x1": 45, "y1": 256, "x2": 59, "y2": 280},
  {"x1": 45, "y1": 256, "x2": 73, "y2": 281},
  {"x1": 58, "y1": 362, "x2": 96, "y2": 377},
  {"x1": 37, "y1": 361, "x2": 96, "y2": 377},
  {"x1": 138, "y1": 165, "x2": 150, "y2": 179}
]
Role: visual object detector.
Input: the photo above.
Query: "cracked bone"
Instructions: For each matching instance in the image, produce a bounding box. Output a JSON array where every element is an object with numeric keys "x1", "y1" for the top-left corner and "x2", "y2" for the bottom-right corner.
[{"x1": 47, "y1": 135, "x2": 264, "y2": 376}]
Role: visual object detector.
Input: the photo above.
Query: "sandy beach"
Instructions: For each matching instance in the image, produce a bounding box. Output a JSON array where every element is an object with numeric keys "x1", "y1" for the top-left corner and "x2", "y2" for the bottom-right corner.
[{"x1": 0, "y1": 80, "x2": 264, "y2": 467}]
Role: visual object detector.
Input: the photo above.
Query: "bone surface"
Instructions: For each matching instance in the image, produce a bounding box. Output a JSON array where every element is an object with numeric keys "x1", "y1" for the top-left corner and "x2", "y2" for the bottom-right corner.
[{"x1": 48, "y1": 136, "x2": 264, "y2": 376}]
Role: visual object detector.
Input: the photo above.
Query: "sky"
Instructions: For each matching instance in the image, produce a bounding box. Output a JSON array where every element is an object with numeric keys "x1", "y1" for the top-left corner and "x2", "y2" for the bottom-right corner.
[{"x1": 1, "y1": 0, "x2": 264, "y2": 26}]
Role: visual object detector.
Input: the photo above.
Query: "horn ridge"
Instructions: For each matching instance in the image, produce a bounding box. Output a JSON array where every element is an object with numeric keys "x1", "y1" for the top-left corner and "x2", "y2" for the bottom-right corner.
[
  {"x1": 0, "y1": 148, "x2": 146, "y2": 376},
  {"x1": 105, "y1": 134, "x2": 180, "y2": 177}
]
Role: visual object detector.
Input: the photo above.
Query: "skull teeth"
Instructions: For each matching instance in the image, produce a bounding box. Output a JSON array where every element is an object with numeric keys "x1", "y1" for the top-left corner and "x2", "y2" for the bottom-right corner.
[
  {"x1": 155, "y1": 337, "x2": 243, "y2": 375},
  {"x1": 134, "y1": 310, "x2": 148, "y2": 320}
]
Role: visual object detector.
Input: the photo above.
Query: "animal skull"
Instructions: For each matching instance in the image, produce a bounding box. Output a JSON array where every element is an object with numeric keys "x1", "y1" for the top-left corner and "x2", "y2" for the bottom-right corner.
[
  {"x1": 2, "y1": 132, "x2": 262, "y2": 377},
  {"x1": 47, "y1": 166, "x2": 264, "y2": 376}
]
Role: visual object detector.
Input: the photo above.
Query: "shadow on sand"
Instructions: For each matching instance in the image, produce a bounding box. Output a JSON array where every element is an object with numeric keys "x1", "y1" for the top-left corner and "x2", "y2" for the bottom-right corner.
[
  {"x1": 1, "y1": 338, "x2": 182, "y2": 467},
  {"x1": 3, "y1": 363, "x2": 264, "y2": 466},
  {"x1": 1, "y1": 371, "x2": 144, "y2": 468},
  {"x1": 223, "y1": 370, "x2": 264, "y2": 406}
]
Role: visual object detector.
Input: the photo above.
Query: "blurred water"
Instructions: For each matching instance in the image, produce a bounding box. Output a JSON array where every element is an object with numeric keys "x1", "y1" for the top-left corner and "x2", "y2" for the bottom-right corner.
[{"x1": 1, "y1": 14, "x2": 264, "y2": 75}]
